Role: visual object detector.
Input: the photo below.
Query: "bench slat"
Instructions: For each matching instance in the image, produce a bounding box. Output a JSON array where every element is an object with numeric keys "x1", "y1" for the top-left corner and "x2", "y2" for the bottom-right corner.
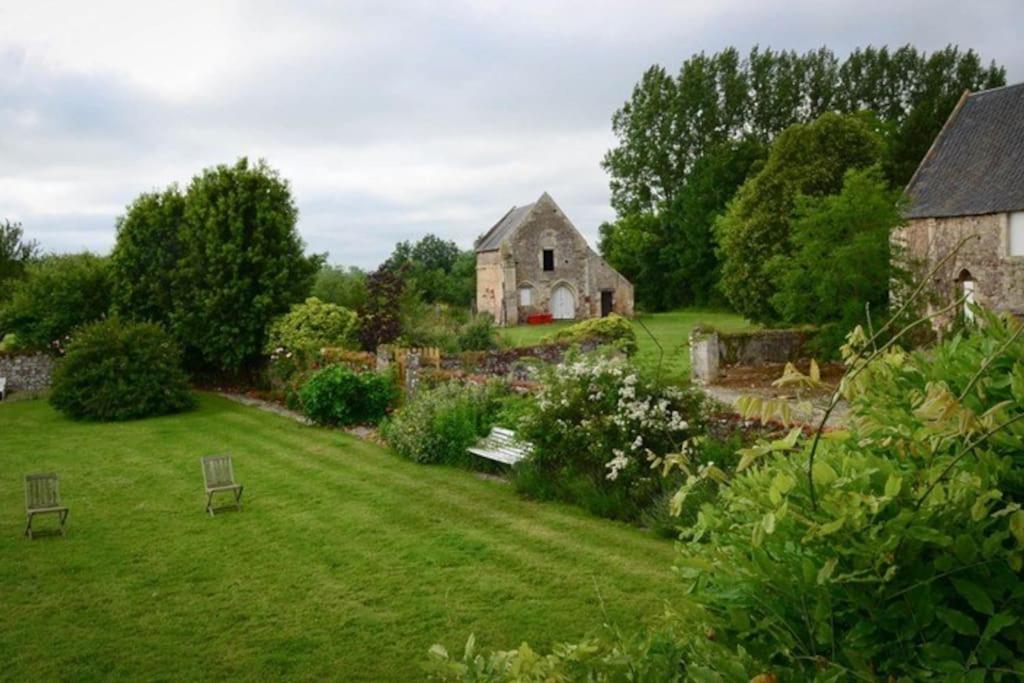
[{"x1": 467, "y1": 427, "x2": 534, "y2": 465}]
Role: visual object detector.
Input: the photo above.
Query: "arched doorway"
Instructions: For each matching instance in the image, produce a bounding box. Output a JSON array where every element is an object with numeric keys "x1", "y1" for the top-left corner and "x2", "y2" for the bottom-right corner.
[
  {"x1": 550, "y1": 284, "x2": 576, "y2": 320},
  {"x1": 957, "y1": 269, "x2": 976, "y2": 323}
]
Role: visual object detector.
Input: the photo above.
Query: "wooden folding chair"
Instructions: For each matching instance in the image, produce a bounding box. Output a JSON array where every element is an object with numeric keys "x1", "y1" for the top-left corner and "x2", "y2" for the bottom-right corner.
[
  {"x1": 25, "y1": 473, "x2": 69, "y2": 539},
  {"x1": 201, "y1": 455, "x2": 243, "y2": 516}
]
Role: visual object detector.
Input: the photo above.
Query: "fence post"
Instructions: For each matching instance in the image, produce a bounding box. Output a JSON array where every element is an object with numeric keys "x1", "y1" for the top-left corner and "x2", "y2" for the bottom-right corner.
[{"x1": 404, "y1": 351, "x2": 420, "y2": 400}]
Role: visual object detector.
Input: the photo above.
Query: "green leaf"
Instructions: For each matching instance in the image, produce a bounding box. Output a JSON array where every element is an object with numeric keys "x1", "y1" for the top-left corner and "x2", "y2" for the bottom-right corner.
[
  {"x1": 1010, "y1": 510, "x2": 1024, "y2": 545},
  {"x1": 817, "y1": 517, "x2": 845, "y2": 536},
  {"x1": 761, "y1": 512, "x2": 776, "y2": 535},
  {"x1": 884, "y1": 474, "x2": 902, "y2": 498},
  {"x1": 953, "y1": 534, "x2": 978, "y2": 564},
  {"x1": 980, "y1": 612, "x2": 1017, "y2": 642},
  {"x1": 817, "y1": 557, "x2": 838, "y2": 585},
  {"x1": 936, "y1": 607, "x2": 978, "y2": 636},
  {"x1": 951, "y1": 578, "x2": 995, "y2": 616},
  {"x1": 812, "y1": 462, "x2": 838, "y2": 487}
]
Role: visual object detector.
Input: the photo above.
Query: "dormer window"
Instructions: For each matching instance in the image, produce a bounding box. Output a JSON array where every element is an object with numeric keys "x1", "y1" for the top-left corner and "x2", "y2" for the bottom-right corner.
[
  {"x1": 542, "y1": 249, "x2": 554, "y2": 271},
  {"x1": 1009, "y1": 211, "x2": 1024, "y2": 256}
]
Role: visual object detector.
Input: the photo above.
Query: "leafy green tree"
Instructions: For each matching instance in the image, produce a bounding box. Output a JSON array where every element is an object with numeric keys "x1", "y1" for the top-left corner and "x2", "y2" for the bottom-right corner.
[
  {"x1": 311, "y1": 265, "x2": 368, "y2": 311},
  {"x1": 384, "y1": 234, "x2": 474, "y2": 306},
  {"x1": 600, "y1": 137, "x2": 764, "y2": 311},
  {"x1": 110, "y1": 188, "x2": 184, "y2": 325},
  {"x1": 171, "y1": 158, "x2": 322, "y2": 371},
  {"x1": 0, "y1": 219, "x2": 40, "y2": 299},
  {"x1": 767, "y1": 166, "x2": 904, "y2": 337},
  {"x1": 604, "y1": 45, "x2": 1004, "y2": 215},
  {"x1": 0, "y1": 253, "x2": 111, "y2": 351},
  {"x1": 598, "y1": 212, "x2": 660, "y2": 309},
  {"x1": 716, "y1": 113, "x2": 883, "y2": 322}
]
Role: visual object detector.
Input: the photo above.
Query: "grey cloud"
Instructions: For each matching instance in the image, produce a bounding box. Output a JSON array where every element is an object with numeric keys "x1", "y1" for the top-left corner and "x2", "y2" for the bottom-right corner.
[{"x1": 1, "y1": 1, "x2": 1021, "y2": 269}]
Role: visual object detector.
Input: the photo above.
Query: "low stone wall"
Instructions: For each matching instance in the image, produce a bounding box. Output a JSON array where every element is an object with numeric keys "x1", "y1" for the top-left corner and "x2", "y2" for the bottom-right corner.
[
  {"x1": 379, "y1": 339, "x2": 603, "y2": 395},
  {"x1": 690, "y1": 327, "x2": 814, "y2": 384},
  {"x1": 0, "y1": 353, "x2": 56, "y2": 396},
  {"x1": 438, "y1": 341, "x2": 599, "y2": 378}
]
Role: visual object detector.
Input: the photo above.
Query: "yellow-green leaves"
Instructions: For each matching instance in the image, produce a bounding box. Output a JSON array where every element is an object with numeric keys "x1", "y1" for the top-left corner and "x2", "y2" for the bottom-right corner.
[
  {"x1": 1010, "y1": 510, "x2": 1024, "y2": 546},
  {"x1": 737, "y1": 427, "x2": 803, "y2": 473}
]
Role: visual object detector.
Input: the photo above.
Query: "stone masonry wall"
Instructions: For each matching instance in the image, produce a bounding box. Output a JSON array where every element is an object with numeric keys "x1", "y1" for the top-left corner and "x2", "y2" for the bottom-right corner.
[
  {"x1": 0, "y1": 353, "x2": 56, "y2": 396},
  {"x1": 895, "y1": 212, "x2": 1024, "y2": 329},
  {"x1": 689, "y1": 328, "x2": 813, "y2": 384},
  {"x1": 508, "y1": 194, "x2": 592, "y2": 323}
]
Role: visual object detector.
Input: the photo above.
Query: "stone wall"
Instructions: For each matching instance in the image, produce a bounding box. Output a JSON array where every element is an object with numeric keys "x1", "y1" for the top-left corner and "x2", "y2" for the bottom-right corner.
[
  {"x1": 894, "y1": 212, "x2": 1024, "y2": 330},
  {"x1": 689, "y1": 328, "x2": 813, "y2": 384},
  {"x1": 0, "y1": 353, "x2": 56, "y2": 396},
  {"x1": 384, "y1": 339, "x2": 601, "y2": 387}
]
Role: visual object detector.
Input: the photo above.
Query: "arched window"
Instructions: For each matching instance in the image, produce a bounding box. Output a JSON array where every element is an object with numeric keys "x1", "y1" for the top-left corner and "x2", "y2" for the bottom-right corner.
[{"x1": 957, "y1": 269, "x2": 976, "y2": 323}]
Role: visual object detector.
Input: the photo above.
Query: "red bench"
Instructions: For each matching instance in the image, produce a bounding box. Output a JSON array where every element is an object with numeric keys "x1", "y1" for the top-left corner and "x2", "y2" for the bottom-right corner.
[{"x1": 526, "y1": 313, "x2": 554, "y2": 325}]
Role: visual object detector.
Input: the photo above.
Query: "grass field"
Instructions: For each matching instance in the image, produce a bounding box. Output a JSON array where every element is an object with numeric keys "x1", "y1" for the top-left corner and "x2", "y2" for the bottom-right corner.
[
  {"x1": 0, "y1": 395, "x2": 682, "y2": 681},
  {"x1": 501, "y1": 309, "x2": 754, "y2": 381}
]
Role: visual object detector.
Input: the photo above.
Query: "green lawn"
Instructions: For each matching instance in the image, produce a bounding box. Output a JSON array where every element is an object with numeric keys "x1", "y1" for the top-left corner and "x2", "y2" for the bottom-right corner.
[
  {"x1": 501, "y1": 309, "x2": 755, "y2": 381},
  {"x1": 0, "y1": 395, "x2": 682, "y2": 681}
]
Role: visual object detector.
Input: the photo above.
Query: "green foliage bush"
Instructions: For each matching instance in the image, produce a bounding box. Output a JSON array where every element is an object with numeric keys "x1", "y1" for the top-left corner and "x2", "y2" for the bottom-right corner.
[
  {"x1": 456, "y1": 314, "x2": 499, "y2": 352},
  {"x1": 49, "y1": 317, "x2": 194, "y2": 421},
  {"x1": 542, "y1": 314, "x2": 638, "y2": 355},
  {"x1": 381, "y1": 381, "x2": 513, "y2": 466},
  {"x1": 298, "y1": 365, "x2": 396, "y2": 427},
  {"x1": 432, "y1": 310, "x2": 1024, "y2": 680},
  {"x1": 397, "y1": 297, "x2": 463, "y2": 353},
  {"x1": 0, "y1": 253, "x2": 112, "y2": 352},
  {"x1": 513, "y1": 352, "x2": 703, "y2": 521},
  {"x1": 266, "y1": 297, "x2": 358, "y2": 354}
]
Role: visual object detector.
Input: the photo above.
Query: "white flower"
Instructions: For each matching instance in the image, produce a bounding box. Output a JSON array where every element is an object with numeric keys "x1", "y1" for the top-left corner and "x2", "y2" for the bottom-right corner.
[{"x1": 606, "y1": 449, "x2": 629, "y2": 480}]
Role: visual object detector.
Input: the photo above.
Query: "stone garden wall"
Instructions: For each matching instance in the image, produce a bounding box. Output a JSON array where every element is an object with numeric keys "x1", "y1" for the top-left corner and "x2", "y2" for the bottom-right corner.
[
  {"x1": 0, "y1": 353, "x2": 56, "y2": 396},
  {"x1": 690, "y1": 327, "x2": 814, "y2": 384}
]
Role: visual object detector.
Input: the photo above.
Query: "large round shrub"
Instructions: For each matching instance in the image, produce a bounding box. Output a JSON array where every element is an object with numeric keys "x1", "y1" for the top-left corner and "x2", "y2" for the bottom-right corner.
[
  {"x1": 50, "y1": 318, "x2": 195, "y2": 421},
  {"x1": 266, "y1": 297, "x2": 358, "y2": 354},
  {"x1": 299, "y1": 365, "x2": 396, "y2": 426}
]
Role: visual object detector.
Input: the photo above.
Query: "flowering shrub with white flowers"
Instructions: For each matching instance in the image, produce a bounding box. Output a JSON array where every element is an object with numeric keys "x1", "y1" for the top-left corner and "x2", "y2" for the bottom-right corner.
[{"x1": 515, "y1": 351, "x2": 705, "y2": 520}]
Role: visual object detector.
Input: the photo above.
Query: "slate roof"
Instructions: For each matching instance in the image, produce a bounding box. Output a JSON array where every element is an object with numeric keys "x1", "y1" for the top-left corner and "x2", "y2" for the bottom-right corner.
[
  {"x1": 475, "y1": 202, "x2": 536, "y2": 252},
  {"x1": 904, "y1": 82, "x2": 1024, "y2": 219}
]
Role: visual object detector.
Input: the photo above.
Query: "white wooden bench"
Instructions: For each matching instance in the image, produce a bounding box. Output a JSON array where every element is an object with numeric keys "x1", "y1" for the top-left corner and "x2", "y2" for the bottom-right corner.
[{"x1": 468, "y1": 427, "x2": 533, "y2": 465}]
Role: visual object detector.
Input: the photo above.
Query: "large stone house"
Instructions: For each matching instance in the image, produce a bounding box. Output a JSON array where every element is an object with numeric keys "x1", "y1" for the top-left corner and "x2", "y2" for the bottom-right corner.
[
  {"x1": 896, "y1": 82, "x2": 1024, "y2": 327},
  {"x1": 475, "y1": 193, "x2": 634, "y2": 325}
]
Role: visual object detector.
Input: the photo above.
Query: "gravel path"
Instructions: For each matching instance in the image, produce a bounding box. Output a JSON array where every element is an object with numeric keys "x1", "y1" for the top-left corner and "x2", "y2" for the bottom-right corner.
[{"x1": 700, "y1": 385, "x2": 851, "y2": 427}]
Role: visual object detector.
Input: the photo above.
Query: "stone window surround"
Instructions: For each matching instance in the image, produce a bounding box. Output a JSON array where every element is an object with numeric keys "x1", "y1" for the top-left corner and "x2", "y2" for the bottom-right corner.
[
  {"x1": 518, "y1": 282, "x2": 534, "y2": 306},
  {"x1": 1003, "y1": 211, "x2": 1024, "y2": 259}
]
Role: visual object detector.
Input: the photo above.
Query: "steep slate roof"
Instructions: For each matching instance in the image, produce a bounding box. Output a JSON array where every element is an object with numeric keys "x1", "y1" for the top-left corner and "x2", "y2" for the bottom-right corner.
[
  {"x1": 475, "y1": 201, "x2": 536, "y2": 252},
  {"x1": 904, "y1": 82, "x2": 1024, "y2": 219}
]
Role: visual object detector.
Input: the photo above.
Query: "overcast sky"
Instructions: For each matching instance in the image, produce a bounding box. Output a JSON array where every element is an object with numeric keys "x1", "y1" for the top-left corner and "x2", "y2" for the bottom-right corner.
[{"x1": 1, "y1": 1, "x2": 1021, "y2": 269}]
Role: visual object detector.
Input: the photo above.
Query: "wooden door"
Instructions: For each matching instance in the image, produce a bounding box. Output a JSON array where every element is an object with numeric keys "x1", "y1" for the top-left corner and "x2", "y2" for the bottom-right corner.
[
  {"x1": 600, "y1": 291, "x2": 613, "y2": 317},
  {"x1": 551, "y1": 285, "x2": 575, "y2": 320}
]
